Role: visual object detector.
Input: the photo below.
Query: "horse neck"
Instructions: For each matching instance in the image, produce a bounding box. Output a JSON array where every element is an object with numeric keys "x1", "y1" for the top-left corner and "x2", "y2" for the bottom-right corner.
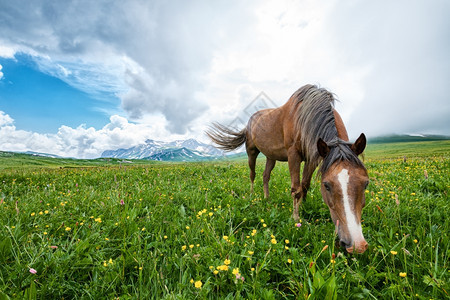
[{"x1": 333, "y1": 109, "x2": 349, "y2": 142}]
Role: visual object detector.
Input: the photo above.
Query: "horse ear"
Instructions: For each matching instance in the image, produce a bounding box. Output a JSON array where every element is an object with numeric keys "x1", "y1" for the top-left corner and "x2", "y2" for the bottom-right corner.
[
  {"x1": 351, "y1": 133, "x2": 366, "y2": 156},
  {"x1": 317, "y1": 138, "x2": 330, "y2": 158}
]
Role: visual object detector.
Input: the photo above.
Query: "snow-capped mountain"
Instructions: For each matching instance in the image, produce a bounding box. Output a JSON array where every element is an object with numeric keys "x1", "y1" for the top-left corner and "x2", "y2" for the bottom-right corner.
[{"x1": 101, "y1": 139, "x2": 224, "y2": 161}]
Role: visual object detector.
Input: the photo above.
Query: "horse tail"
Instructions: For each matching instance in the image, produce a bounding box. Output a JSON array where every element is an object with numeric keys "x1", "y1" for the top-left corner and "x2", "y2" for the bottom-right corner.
[{"x1": 206, "y1": 122, "x2": 247, "y2": 151}]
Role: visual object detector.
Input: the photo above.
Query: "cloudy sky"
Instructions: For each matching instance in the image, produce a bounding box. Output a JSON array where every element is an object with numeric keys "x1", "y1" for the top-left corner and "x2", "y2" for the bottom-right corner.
[{"x1": 0, "y1": 0, "x2": 449, "y2": 158}]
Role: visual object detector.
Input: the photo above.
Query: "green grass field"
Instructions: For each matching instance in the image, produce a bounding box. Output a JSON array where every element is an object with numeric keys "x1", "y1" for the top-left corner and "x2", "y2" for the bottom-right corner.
[{"x1": 0, "y1": 141, "x2": 448, "y2": 299}]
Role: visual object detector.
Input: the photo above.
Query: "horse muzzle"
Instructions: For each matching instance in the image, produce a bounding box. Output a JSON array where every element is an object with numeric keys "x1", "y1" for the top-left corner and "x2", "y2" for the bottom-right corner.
[{"x1": 344, "y1": 239, "x2": 369, "y2": 254}]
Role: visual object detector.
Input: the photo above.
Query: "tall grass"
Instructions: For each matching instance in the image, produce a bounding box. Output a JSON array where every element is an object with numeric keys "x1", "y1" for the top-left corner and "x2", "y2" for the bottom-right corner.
[{"x1": 0, "y1": 143, "x2": 448, "y2": 299}]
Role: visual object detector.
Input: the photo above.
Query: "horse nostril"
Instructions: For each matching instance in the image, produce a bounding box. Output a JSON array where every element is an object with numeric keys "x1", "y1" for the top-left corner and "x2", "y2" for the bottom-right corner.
[
  {"x1": 362, "y1": 241, "x2": 369, "y2": 250},
  {"x1": 339, "y1": 240, "x2": 350, "y2": 249}
]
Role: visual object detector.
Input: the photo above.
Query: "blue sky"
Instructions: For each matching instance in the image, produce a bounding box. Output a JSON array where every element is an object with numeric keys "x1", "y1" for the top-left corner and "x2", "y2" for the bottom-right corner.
[
  {"x1": 0, "y1": 53, "x2": 114, "y2": 133},
  {"x1": 0, "y1": 0, "x2": 449, "y2": 158}
]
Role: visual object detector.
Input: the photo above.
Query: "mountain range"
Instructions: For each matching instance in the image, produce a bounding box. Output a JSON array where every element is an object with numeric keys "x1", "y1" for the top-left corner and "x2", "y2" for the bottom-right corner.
[{"x1": 101, "y1": 139, "x2": 226, "y2": 162}]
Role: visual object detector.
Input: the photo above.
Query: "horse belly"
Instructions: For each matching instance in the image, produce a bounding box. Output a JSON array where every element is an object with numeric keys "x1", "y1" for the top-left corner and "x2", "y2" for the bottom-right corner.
[
  {"x1": 251, "y1": 111, "x2": 288, "y2": 161},
  {"x1": 260, "y1": 145, "x2": 288, "y2": 161}
]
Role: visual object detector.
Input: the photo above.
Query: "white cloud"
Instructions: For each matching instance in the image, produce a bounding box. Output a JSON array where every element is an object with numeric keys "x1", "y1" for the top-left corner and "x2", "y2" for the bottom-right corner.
[
  {"x1": 0, "y1": 46, "x2": 15, "y2": 58},
  {"x1": 0, "y1": 0, "x2": 449, "y2": 154},
  {"x1": 0, "y1": 111, "x2": 14, "y2": 127},
  {"x1": 0, "y1": 111, "x2": 189, "y2": 158},
  {"x1": 325, "y1": 0, "x2": 450, "y2": 137},
  {"x1": 0, "y1": 1, "x2": 257, "y2": 134},
  {"x1": 0, "y1": 64, "x2": 3, "y2": 80}
]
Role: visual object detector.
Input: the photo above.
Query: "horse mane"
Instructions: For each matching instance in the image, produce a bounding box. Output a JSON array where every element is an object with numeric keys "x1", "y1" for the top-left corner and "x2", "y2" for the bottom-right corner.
[
  {"x1": 318, "y1": 138, "x2": 366, "y2": 174},
  {"x1": 291, "y1": 84, "x2": 364, "y2": 174}
]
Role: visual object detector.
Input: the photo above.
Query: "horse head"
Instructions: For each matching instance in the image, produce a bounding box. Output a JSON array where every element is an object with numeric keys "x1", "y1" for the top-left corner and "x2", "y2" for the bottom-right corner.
[{"x1": 317, "y1": 133, "x2": 369, "y2": 254}]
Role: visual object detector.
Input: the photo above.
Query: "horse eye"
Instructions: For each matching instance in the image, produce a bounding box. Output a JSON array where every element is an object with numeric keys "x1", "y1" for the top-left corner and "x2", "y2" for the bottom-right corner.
[
  {"x1": 364, "y1": 181, "x2": 369, "y2": 189},
  {"x1": 323, "y1": 182, "x2": 331, "y2": 192}
]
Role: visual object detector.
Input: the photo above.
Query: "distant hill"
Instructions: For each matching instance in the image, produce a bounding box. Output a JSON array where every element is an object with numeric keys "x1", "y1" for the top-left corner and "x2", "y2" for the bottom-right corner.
[
  {"x1": 0, "y1": 151, "x2": 158, "y2": 169},
  {"x1": 23, "y1": 151, "x2": 63, "y2": 158},
  {"x1": 367, "y1": 134, "x2": 450, "y2": 144}
]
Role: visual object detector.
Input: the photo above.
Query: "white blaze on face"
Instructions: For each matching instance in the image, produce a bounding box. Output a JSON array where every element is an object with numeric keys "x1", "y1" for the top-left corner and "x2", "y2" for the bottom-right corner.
[{"x1": 337, "y1": 168, "x2": 364, "y2": 243}]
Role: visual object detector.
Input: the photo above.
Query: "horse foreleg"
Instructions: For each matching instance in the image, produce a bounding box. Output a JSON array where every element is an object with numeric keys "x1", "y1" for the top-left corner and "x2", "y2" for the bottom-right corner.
[
  {"x1": 300, "y1": 161, "x2": 317, "y2": 202},
  {"x1": 263, "y1": 159, "x2": 276, "y2": 198},
  {"x1": 288, "y1": 149, "x2": 302, "y2": 221}
]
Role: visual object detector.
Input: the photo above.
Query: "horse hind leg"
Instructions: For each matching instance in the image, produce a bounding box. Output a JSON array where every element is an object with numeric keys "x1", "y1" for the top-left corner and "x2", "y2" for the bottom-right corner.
[
  {"x1": 263, "y1": 158, "x2": 276, "y2": 198},
  {"x1": 247, "y1": 148, "x2": 260, "y2": 193}
]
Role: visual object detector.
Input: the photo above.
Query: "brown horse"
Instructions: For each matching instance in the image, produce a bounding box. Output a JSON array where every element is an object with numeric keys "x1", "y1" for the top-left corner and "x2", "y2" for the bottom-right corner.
[{"x1": 206, "y1": 84, "x2": 369, "y2": 253}]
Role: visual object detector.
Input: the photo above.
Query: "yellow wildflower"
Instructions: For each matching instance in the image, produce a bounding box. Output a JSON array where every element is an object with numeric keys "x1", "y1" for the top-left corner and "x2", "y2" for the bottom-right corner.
[
  {"x1": 217, "y1": 265, "x2": 228, "y2": 271},
  {"x1": 391, "y1": 250, "x2": 398, "y2": 255},
  {"x1": 248, "y1": 251, "x2": 254, "y2": 255},
  {"x1": 65, "y1": 227, "x2": 71, "y2": 231},
  {"x1": 232, "y1": 268, "x2": 240, "y2": 275},
  {"x1": 271, "y1": 238, "x2": 277, "y2": 245},
  {"x1": 399, "y1": 272, "x2": 407, "y2": 277},
  {"x1": 224, "y1": 259, "x2": 231, "y2": 265},
  {"x1": 287, "y1": 259, "x2": 292, "y2": 264},
  {"x1": 194, "y1": 280, "x2": 202, "y2": 288}
]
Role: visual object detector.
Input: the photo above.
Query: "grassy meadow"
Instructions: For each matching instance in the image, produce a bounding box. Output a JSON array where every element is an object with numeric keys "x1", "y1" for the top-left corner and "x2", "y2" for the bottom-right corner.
[{"x1": 0, "y1": 141, "x2": 449, "y2": 299}]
